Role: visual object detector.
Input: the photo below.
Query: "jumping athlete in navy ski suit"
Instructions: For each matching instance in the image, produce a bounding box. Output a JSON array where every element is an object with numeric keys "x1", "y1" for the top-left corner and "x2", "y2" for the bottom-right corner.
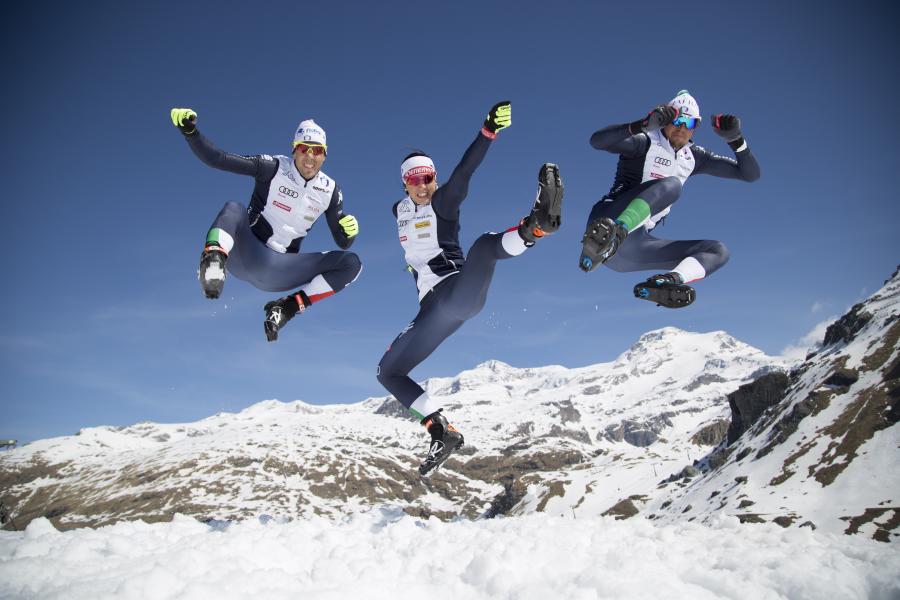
[
  {"x1": 170, "y1": 108, "x2": 361, "y2": 341},
  {"x1": 376, "y1": 102, "x2": 564, "y2": 475},
  {"x1": 578, "y1": 90, "x2": 760, "y2": 308}
]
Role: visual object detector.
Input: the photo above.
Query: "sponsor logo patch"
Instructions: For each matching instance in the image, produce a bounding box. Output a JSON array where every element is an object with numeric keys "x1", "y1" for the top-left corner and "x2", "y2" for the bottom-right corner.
[
  {"x1": 273, "y1": 200, "x2": 292, "y2": 211},
  {"x1": 398, "y1": 219, "x2": 410, "y2": 227},
  {"x1": 417, "y1": 233, "x2": 431, "y2": 239},
  {"x1": 399, "y1": 235, "x2": 408, "y2": 242},
  {"x1": 415, "y1": 220, "x2": 431, "y2": 229},
  {"x1": 278, "y1": 185, "x2": 299, "y2": 198}
]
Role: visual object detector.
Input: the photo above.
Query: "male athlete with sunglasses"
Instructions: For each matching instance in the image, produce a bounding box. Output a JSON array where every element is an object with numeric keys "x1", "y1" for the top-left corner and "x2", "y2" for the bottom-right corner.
[
  {"x1": 376, "y1": 101, "x2": 564, "y2": 475},
  {"x1": 578, "y1": 90, "x2": 759, "y2": 308},
  {"x1": 170, "y1": 108, "x2": 361, "y2": 341}
]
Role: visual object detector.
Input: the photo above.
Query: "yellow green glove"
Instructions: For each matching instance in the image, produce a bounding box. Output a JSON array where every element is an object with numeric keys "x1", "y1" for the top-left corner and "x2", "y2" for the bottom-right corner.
[
  {"x1": 483, "y1": 101, "x2": 512, "y2": 134},
  {"x1": 339, "y1": 214, "x2": 359, "y2": 238},
  {"x1": 170, "y1": 108, "x2": 197, "y2": 135}
]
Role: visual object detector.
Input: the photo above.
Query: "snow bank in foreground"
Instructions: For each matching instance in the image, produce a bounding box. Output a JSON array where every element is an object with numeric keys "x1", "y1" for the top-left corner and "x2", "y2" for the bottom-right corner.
[{"x1": 1, "y1": 509, "x2": 897, "y2": 600}]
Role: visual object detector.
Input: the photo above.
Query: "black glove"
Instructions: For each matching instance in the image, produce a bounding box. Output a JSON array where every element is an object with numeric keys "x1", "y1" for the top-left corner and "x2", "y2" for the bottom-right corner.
[
  {"x1": 711, "y1": 114, "x2": 746, "y2": 150},
  {"x1": 629, "y1": 105, "x2": 677, "y2": 134},
  {"x1": 170, "y1": 108, "x2": 197, "y2": 136},
  {"x1": 483, "y1": 101, "x2": 512, "y2": 135}
]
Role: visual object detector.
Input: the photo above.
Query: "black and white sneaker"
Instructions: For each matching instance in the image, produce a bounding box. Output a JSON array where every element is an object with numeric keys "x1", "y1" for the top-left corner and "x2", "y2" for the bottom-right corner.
[
  {"x1": 579, "y1": 217, "x2": 627, "y2": 272},
  {"x1": 198, "y1": 246, "x2": 227, "y2": 299},
  {"x1": 519, "y1": 163, "x2": 564, "y2": 244},
  {"x1": 419, "y1": 411, "x2": 464, "y2": 476},
  {"x1": 263, "y1": 294, "x2": 304, "y2": 342},
  {"x1": 633, "y1": 273, "x2": 696, "y2": 308}
]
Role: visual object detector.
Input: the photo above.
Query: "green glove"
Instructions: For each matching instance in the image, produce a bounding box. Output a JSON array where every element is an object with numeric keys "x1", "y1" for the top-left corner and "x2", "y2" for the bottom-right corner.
[
  {"x1": 339, "y1": 214, "x2": 359, "y2": 238},
  {"x1": 483, "y1": 101, "x2": 512, "y2": 134},
  {"x1": 170, "y1": 108, "x2": 197, "y2": 135}
]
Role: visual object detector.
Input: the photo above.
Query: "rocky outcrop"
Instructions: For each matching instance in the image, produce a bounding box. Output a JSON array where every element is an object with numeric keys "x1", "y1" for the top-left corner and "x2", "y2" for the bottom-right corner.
[
  {"x1": 602, "y1": 495, "x2": 647, "y2": 520},
  {"x1": 603, "y1": 414, "x2": 674, "y2": 447},
  {"x1": 691, "y1": 419, "x2": 730, "y2": 446},
  {"x1": 824, "y1": 368, "x2": 859, "y2": 388},
  {"x1": 551, "y1": 400, "x2": 582, "y2": 424},
  {"x1": 726, "y1": 372, "x2": 791, "y2": 445},
  {"x1": 755, "y1": 387, "x2": 833, "y2": 460},
  {"x1": 822, "y1": 303, "x2": 873, "y2": 347},
  {"x1": 662, "y1": 465, "x2": 701, "y2": 484}
]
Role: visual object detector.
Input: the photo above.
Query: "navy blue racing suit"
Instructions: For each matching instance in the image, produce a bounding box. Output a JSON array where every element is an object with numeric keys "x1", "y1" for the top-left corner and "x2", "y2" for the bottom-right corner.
[
  {"x1": 183, "y1": 129, "x2": 361, "y2": 295},
  {"x1": 377, "y1": 131, "x2": 528, "y2": 419},
  {"x1": 587, "y1": 123, "x2": 760, "y2": 281}
]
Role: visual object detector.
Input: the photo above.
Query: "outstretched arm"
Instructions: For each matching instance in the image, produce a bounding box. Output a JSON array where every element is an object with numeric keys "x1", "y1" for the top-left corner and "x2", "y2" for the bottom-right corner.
[
  {"x1": 185, "y1": 131, "x2": 278, "y2": 179},
  {"x1": 693, "y1": 114, "x2": 760, "y2": 181},
  {"x1": 325, "y1": 185, "x2": 357, "y2": 249},
  {"x1": 432, "y1": 101, "x2": 511, "y2": 220},
  {"x1": 432, "y1": 131, "x2": 493, "y2": 220},
  {"x1": 171, "y1": 108, "x2": 277, "y2": 180}
]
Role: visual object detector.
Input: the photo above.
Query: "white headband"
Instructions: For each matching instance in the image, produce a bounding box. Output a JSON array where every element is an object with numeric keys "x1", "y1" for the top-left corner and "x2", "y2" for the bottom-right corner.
[{"x1": 400, "y1": 155, "x2": 435, "y2": 181}]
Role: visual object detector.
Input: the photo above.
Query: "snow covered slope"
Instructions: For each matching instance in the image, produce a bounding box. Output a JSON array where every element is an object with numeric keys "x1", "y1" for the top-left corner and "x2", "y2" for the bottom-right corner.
[
  {"x1": 650, "y1": 268, "x2": 900, "y2": 540},
  {"x1": 1, "y1": 269, "x2": 897, "y2": 543}
]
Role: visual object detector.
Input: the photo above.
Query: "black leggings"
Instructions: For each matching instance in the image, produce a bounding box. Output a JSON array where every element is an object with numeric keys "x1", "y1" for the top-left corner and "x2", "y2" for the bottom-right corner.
[
  {"x1": 377, "y1": 232, "x2": 516, "y2": 408},
  {"x1": 587, "y1": 177, "x2": 729, "y2": 277},
  {"x1": 211, "y1": 201, "x2": 361, "y2": 293}
]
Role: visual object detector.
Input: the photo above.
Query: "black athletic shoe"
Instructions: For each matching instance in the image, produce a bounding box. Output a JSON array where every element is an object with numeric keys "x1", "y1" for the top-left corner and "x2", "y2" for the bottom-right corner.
[
  {"x1": 519, "y1": 163, "x2": 564, "y2": 244},
  {"x1": 579, "y1": 218, "x2": 627, "y2": 272},
  {"x1": 198, "y1": 246, "x2": 227, "y2": 299},
  {"x1": 263, "y1": 294, "x2": 304, "y2": 342},
  {"x1": 633, "y1": 273, "x2": 696, "y2": 308},
  {"x1": 418, "y1": 411, "x2": 465, "y2": 476}
]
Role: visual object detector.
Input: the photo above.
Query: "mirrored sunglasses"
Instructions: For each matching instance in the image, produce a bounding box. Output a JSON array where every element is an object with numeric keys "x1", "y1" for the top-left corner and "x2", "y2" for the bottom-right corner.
[
  {"x1": 404, "y1": 173, "x2": 435, "y2": 186},
  {"x1": 672, "y1": 115, "x2": 701, "y2": 130},
  {"x1": 294, "y1": 142, "x2": 327, "y2": 156}
]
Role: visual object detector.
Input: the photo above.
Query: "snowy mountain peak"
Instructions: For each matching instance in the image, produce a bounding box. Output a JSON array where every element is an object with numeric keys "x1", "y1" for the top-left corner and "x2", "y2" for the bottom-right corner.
[
  {"x1": 236, "y1": 399, "x2": 322, "y2": 417},
  {"x1": 629, "y1": 327, "x2": 750, "y2": 355},
  {"x1": 2, "y1": 270, "x2": 897, "y2": 544}
]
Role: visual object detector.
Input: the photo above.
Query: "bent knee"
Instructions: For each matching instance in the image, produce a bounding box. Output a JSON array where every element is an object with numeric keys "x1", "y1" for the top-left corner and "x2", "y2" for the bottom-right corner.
[
  {"x1": 698, "y1": 240, "x2": 730, "y2": 272},
  {"x1": 343, "y1": 252, "x2": 362, "y2": 273},
  {"x1": 376, "y1": 360, "x2": 399, "y2": 387},
  {"x1": 332, "y1": 252, "x2": 362, "y2": 279},
  {"x1": 708, "y1": 240, "x2": 730, "y2": 264},
  {"x1": 223, "y1": 201, "x2": 245, "y2": 214},
  {"x1": 659, "y1": 176, "x2": 683, "y2": 196}
]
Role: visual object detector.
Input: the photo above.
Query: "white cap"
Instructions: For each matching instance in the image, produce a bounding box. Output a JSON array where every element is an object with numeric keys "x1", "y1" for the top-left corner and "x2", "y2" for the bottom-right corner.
[
  {"x1": 293, "y1": 119, "x2": 326, "y2": 146},
  {"x1": 400, "y1": 155, "x2": 435, "y2": 181},
  {"x1": 669, "y1": 90, "x2": 700, "y2": 119}
]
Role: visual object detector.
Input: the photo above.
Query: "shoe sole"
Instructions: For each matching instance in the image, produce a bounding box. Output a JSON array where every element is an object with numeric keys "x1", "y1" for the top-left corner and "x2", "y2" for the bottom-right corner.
[
  {"x1": 579, "y1": 218, "x2": 617, "y2": 272},
  {"x1": 201, "y1": 281, "x2": 224, "y2": 300},
  {"x1": 534, "y1": 163, "x2": 563, "y2": 234},
  {"x1": 264, "y1": 308, "x2": 280, "y2": 342},
  {"x1": 199, "y1": 256, "x2": 226, "y2": 300},
  {"x1": 418, "y1": 435, "x2": 465, "y2": 476},
  {"x1": 633, "y1": 284, "x2": 696, "y2": 308}
]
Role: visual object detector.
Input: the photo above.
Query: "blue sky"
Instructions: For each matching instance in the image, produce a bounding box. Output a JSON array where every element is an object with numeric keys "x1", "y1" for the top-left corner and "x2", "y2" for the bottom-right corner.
[{"x1": 2, "y1": 1, "x2": 898, "y2": 443}]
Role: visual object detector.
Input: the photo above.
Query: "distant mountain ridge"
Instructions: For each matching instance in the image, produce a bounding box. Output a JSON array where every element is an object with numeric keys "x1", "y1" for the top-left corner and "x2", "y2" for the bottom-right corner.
[{"x1": 2, "y1": 268, "x2": 897, "y2": 542}]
